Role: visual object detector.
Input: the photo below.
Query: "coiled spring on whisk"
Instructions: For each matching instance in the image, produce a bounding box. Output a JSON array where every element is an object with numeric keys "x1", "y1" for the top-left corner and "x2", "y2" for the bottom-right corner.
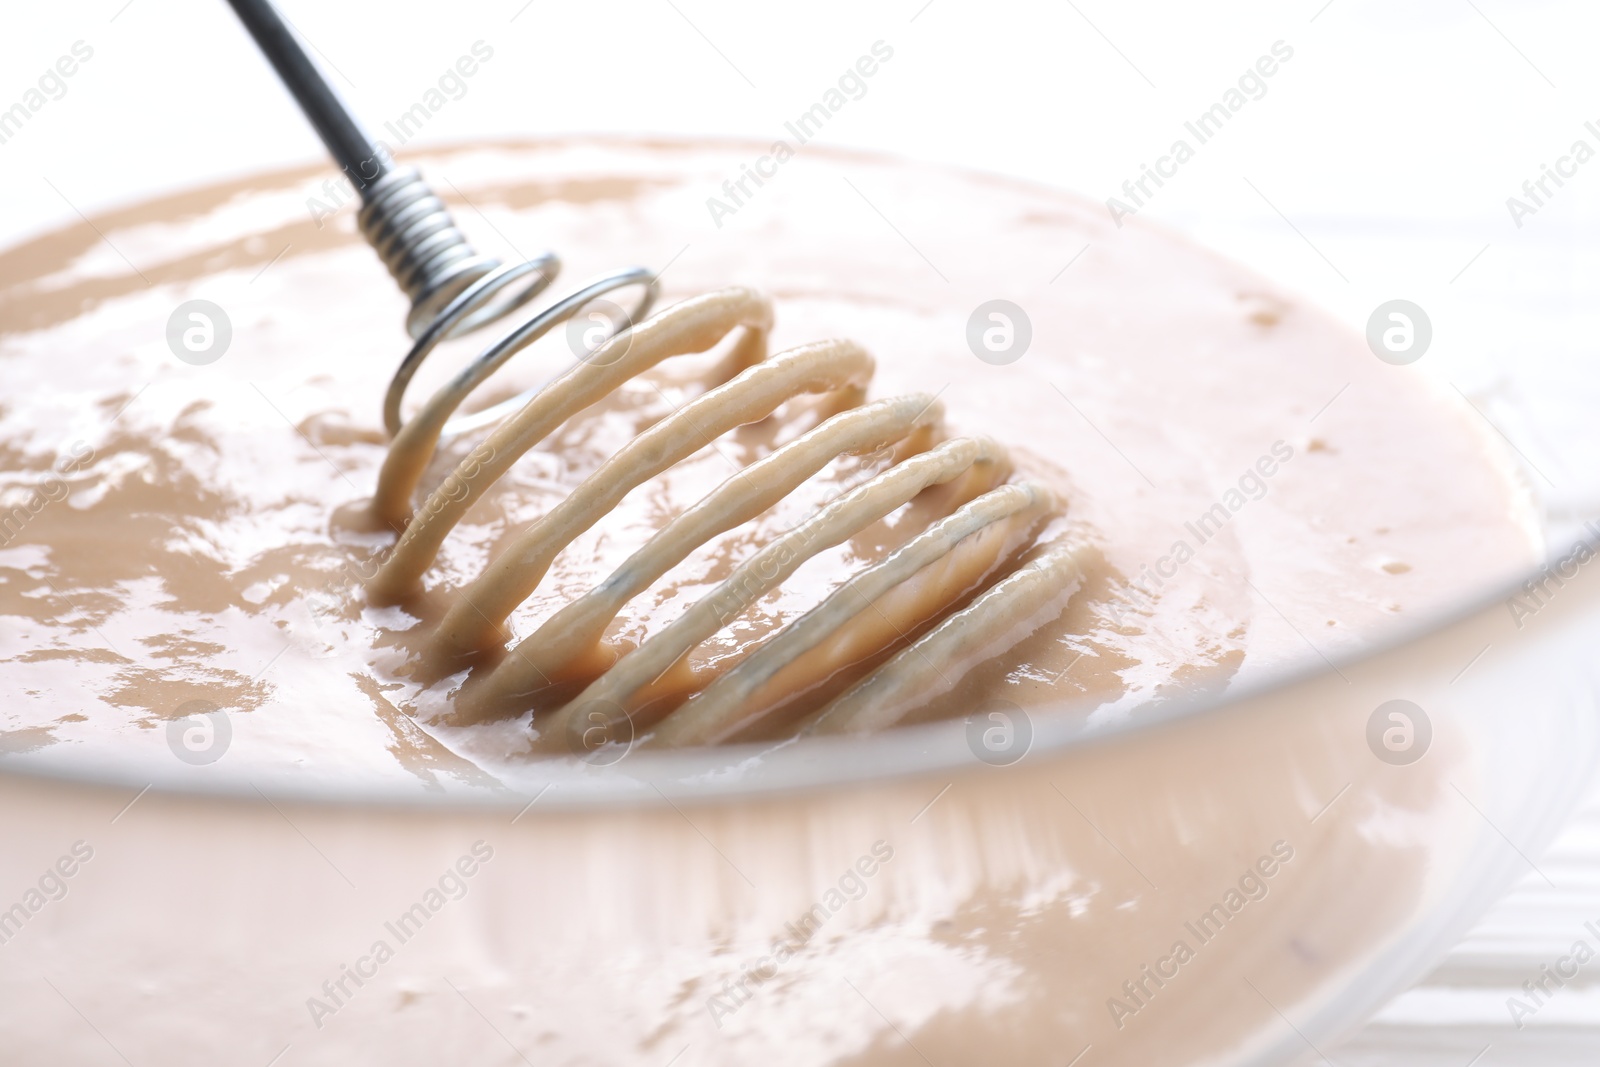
[
  {"x1": 355, "y1": 164, "x2": 657, "y2": 435},
  {"x1": 358, "y1": 166, "x2": 510, "y2": 339},
  {"x1": 230, "y1": 0, "x2": 1092, "y2": 754}
]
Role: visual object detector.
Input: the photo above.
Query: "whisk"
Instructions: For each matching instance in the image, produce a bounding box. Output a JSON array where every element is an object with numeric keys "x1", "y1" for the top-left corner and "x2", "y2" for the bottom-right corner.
[{"x1": 227, "y1": 0, "x2": 1092, "y2": 755}]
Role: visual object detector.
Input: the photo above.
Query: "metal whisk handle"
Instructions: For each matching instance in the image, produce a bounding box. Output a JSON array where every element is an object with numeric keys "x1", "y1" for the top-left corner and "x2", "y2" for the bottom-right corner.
[
  {"x1": 225, "y1": 0, "x2": 541, "y2": 340},
  {"x1": 223, "y1": 0, "x2": 388, "y2": 189}
]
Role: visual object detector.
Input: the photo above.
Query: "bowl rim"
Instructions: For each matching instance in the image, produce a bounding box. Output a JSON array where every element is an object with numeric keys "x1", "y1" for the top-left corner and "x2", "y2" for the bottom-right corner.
[{"x1": 3, "y1": 535, "x2": 1576, "y2": 813}]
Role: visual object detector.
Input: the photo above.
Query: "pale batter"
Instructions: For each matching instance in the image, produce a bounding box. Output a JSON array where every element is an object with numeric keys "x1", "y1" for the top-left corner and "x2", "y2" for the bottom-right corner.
[{"x1": 0, "y1": 138, "x2": 1538, "y2": 789}]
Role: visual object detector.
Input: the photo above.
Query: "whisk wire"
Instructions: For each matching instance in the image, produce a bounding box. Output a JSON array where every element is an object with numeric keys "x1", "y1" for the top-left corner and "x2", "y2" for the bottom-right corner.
[{"x1": 228, "y1": 0, "x2": 1086, "y2": 749}]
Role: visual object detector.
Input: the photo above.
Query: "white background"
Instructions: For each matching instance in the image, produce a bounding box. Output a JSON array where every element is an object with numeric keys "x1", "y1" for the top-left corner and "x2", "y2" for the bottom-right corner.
[{"x1": 4, "y1": 1, "x2": 1600, "y2": 1060}]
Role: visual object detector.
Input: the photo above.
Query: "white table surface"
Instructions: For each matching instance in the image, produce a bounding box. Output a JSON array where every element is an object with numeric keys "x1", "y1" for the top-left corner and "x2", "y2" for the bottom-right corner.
[{"x1": 4, "y1": 1, "x2": 1599, "y2": 1061}]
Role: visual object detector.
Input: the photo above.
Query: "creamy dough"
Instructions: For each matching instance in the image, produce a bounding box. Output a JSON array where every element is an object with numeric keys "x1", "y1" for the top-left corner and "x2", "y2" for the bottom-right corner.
[
  {"x1": 0, "y1": 138, "x2": 1537, "y2": 789},
  {"x1": 371, "y1": 280, "x2": 1093, "y2": 747}
]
